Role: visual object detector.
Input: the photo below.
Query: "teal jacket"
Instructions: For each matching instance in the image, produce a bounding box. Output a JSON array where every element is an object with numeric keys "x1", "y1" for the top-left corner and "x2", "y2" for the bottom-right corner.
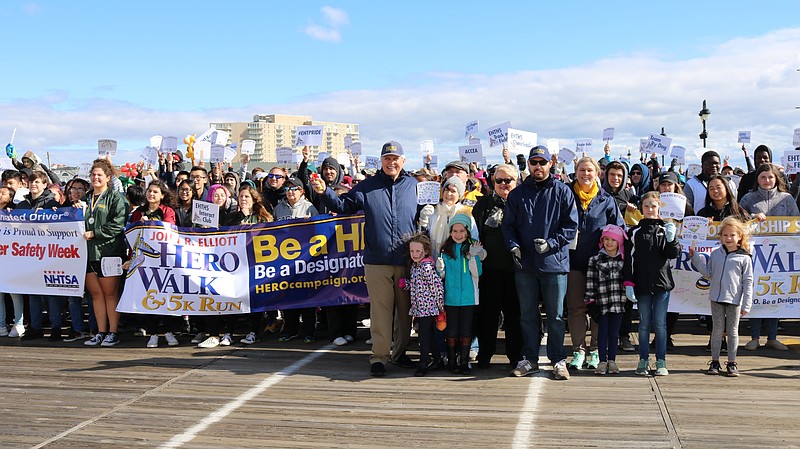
[
  {"x1": 440, "y1": 242, "x2": 482, "y2": 307},
  {"x1": 84, "y1": 188, "x2": 128, "y2": 262}
]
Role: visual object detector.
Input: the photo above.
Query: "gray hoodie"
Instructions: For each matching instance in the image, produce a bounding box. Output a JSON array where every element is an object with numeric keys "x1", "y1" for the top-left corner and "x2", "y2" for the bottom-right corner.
[
  {"x1": 273, "y1": 197, "x2": 319, "y2": 222},
  {"x1": 690, "y1": 246, "x2": 753, "y2": 313}
]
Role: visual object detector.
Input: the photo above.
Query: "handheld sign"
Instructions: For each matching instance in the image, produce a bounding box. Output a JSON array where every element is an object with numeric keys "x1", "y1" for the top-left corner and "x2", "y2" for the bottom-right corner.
[
  {"x1": 602, "y1": 128, "x2": 615, "y2": 141},
  {"x1": 161, "y1": 136, "x2": 179, "y2": 153},
  {"x1": 317, "y1": 151, "x2": 330, "y2": 165},
  {"x1": 738, "y1": 131, "x2": 751, "y2": 144},
  {"x1": 682, "y1": 216, "x2": 709, "y2": 241},
  {"x1": 783, "y1": 151, "x2": 800, "y2": 175},
  {"x1": 507, "y1": 128, "x2": 537, "y2": 154},
  {"x1": 211, "y1": 130, "x2": 229, "y2": 146},
  {"x1": 295, "y1": 125, "x2": 324, "y2": 147},
  {"x1": 419, "y1": 140, "x2": 434, "y2": 155},
  {"x1": 794, "y1": 128, "x2": 800, "y2": 148},
  {"x1": 196, "y1": 128, "x2": 215, "y2": 143},
  {"x1": 240, "y1": 140, "x2": 256, "y2": 155},
  {"x1": 469, "y1": 137, "x2": 481, "y2": 145},
  {"x1": 458, "y1": 144, "x2": 483, "y2": 163},
  {"x1": 192, "y1": 200, "x2": 220, "y2": 227},
  {"x1": 349, "y1": 142, "x2": 362, "y2": 157},
  {"x1": 210, "y1": 144, "x2": 225, "y2": 163},
  {"x1": 659, "y1": 192, "x2": 687, "y2": 220},
  {"x1": 558, "y1": 147, "x2": 576, "y2": 164},
  {"x1": 78, "y1": 162, "x2": 91, "y2": 179},
  {"x1": 670, "y1": 145, "x2": 686, "y2": 165},
  {"x1": 486, "y1": 121, "x2": 510, "y2": 147},
  {"x1": 276, "y1": 147, "x2": 293, "y2": 166},
  {"x1": 344, "y1": 136, "x2": 353, "y2": 150},
  {"x1": 336, "y1": 152, "x2": 351, "y2": 170},
  {"x1": 140, "y1": 146, "x2": 158, "y2": 167},
  {"x1": 98, "y1": 139, "x2": 117, "y2": 156},
  {"x1": 364, "y1": 156, "x2": 379, "y2": 170},
  {"x1": 101, "y1": 257, "x2": 123, "y2": 277},
  {"x1": 575, "y1": 139, "x2": 592, "y2": 156},
  {"x1": 465, "y1": 120, "x2": 479, "y2": 138},
  {"x1": 224, "y1": 146, "x2": 236, "y2": 162},
  {"x1": 639, "y1": 138, "x2": 648, "y2": 154},
  {"x1": 194, "y1": 140, "x2": 210, "y2": 161},
  {"x1": 545, "y1": 139, "x2": 559, "y2": 155},
  {"x1": 416, "y1": 181, "x2": 440, "y2": 205},
  {"x1": 686, "y1": 163, "x2": 702, "y2": 179},
  {"x1": 429, "y1": 154, "x2": 439, "y2": 171},
  {"x1": 646, "y1": 133, "x2": 672, "y2": 156},
  {"x1": 150, "y1": 135, "x2": 163, "y2": 150}
]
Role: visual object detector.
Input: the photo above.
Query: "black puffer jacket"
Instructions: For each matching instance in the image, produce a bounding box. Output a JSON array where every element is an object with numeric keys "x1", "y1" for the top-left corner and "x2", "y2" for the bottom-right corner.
[{"x1": 623, "y1": 218, "x2": 681, "y2": 295}]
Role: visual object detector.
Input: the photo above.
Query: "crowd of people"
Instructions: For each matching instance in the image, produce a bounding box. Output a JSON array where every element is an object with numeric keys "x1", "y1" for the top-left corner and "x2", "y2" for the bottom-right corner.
[{"x1": 1, "y1": 141, "x2": 799, "y2": 380}]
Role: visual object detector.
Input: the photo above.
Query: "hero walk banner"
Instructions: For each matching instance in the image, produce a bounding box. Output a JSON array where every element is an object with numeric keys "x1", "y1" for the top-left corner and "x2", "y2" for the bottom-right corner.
[{"x1": 118, "y1": 215, "x2": 368, "y2": 315}]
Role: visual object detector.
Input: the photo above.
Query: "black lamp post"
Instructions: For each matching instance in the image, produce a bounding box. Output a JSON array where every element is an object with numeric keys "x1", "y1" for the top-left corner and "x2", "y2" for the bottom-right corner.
[
  {"x1": 660, "y1": 127, "x2": 667, "y2": 166},
  {"x1": 699, "y1": 100, "x2": 710, "y2": 148}
]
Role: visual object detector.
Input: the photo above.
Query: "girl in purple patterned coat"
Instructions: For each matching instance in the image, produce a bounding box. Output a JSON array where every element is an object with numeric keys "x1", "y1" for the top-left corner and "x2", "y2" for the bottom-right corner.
[{"x1": 400, "y1": 233, "x2": 445, "y2": 377}]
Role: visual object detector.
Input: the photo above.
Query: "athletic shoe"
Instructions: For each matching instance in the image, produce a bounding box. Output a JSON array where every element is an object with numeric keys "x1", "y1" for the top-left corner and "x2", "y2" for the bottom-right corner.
[
  {"x1": 725, "y1": 361, "x2": 739, "y2": 377},
  {"x1": 619, "y1": 337, "x2": 635, "y2": 352},
  {"x1": 0, "y1": 326, "x2": 8, "y2": 337},
  {"x1": 343, "y1": 334, "x2": 354, "y2": 343},
  {"x1": 134, "y1": 328, "x2": 148, "y2": 337},
  {"x1": 635, "y1": 359, "x2": 649, "y2": 376},
  {"x1": 607, "y1": 360, "x2": 620, "y2": 374},
  {"x1": 84, "y1": 333, "x2": 105, "y2": 346},
  {"x1": 414, "y1": 364, "x2": 428, "y2": 377},
  {"x1": 21, "y1": 328, "x2": 44, "y2": 340},
  {"x1": 8, "y1": 323, "x2": 24, "y2": 338},
  {"x1": 240, "y1": 332, "x2": 259, "y2": 345},
  {"x1": 391, "y1": 354, "x2": 414, "y2": 368},
  {"x1": 654, "y1": 359, "x2": 669, "y2": 376},
  {"x1": 370, "y1": 362, "x2": 386, "y2": 377},
  {"x1": 586, "y1": 350, "x2": 600, "y2": 370},
  {"x1": 164, "y1": 332, "x2": 179, "y2": 346},
  {"x1": 568, "y1": 351, "x2": 585, "y2": 370},
  {"x1": 197, "y1": 336, "x2": 220, "y2": 348},
  {"x1": 191, "y1": 332, "x2": 208, "y2": 344},
  {"x1": 365, "y1": 338, "x2": 372, "y2": 345},
  {"x1": 147, "y1": 335, "x2": 159, "y2": 348},
  {"x1": 48, "y1": 328, "x2": 62, "y2": 342},
  {"x1": 333, "y1": 336, "x2": 348, "y2": 346},
  {"x1": 706, "y1": 360, "x2": 721, "y2": 375},
  {"x1": 511, "y1": 358, "x2": 539, "y2": 377},
  {"x1": 63, "y1": 331, "x2": 89, "y2": 342},
  {"x1": 219, "y1": 333, "x2": 232, "y2": 346},
  {"x1": 553, "y1": 360, "x2": 570, "y2": 380},
  {"x1": 765, "y1": 339, "x2": 789, "y2": 351},
  {"x1": 100, "y1": 333, "x2": 120, "y2": 347},
  {"x1": 595, "y1": 361, "x2": 608, "y2": 375},
  {"x1": 279, "y1": 334, "x2": 298, "y2": 342},
  {"x1": 303, "y1": 336, "x2": 317, "y2": 344},
  {"x1": 744, "y1": 339, "x2": 760, "y2": 351}
]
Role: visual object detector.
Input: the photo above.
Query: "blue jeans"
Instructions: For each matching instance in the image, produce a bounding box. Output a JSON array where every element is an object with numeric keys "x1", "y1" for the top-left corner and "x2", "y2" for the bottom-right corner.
[
  {"x1": 29, "y1": 295, "x2": 65, "y2": 331},
  {"x1": 637, "y1": 291, "x2": 670, "y2": 361},
  {"x1": 515, "y1": 272, "x2": 567, "y2": 364},
  {"x1": 68, "y1": 291, "x2": 96, "y2": 333},
  {"x1": 597, "y1": 312, "x2": 623, "y2": 362},
  {"x1": 749, "y1": 318, "x2": 778, "y2": 341}
]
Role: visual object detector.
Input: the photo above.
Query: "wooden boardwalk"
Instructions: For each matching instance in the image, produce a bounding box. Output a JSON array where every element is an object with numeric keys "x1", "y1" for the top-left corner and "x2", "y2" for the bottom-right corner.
[{"x1": 1, "y1": 319, "x2": 799, "y2": 449}]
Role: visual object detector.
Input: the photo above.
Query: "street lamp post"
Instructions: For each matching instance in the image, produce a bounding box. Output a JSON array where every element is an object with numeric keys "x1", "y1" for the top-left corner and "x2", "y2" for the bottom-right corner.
[{"x1": 699, "y1": 100, "x2": 711, "y2": 148}]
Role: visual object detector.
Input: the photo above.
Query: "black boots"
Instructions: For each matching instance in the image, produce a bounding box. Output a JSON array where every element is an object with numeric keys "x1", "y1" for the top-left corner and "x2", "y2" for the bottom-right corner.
[
  {"x1": 446, "y1": 338, "x2": 460, "y2": 374},
  {"x1": 459, "y1": 337, "x2": 472, "y2": 374}
]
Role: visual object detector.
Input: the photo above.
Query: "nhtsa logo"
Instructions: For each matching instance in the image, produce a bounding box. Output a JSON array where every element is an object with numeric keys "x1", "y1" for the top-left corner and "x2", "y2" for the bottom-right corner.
[{"x1": 43, "y1": 270, "x2": 81, "y2": 289}]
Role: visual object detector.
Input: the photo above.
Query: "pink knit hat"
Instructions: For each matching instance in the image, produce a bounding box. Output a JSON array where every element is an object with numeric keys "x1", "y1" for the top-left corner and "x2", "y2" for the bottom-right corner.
[{"x1": 599, "y1": 224, "x2": 627, "y2": 256}]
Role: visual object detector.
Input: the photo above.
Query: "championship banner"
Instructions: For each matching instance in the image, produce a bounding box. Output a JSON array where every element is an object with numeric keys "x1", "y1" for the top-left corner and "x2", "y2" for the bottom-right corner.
[
  {"x1": 670, "y1": 217, "x2": 800, "y2": 318},
  {"x1": 0, "y1": 208, "x2": 87, "y2": 296},
  {"x1": 118, "y1": 215, "x2": 368, "y2": 315}
]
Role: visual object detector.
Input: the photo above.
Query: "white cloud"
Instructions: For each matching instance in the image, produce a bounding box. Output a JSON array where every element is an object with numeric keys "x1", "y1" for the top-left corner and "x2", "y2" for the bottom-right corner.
[
  {"x1": 4, "y1": 28, "x2": 800, "y2": 170},
  {"x1": 22, "y1": 2, "x2": 42, "y2": 15},
  {"x1": 321, "y1": 6, "x2": 348, "y2": 27},
  {"x1": 304, "y1": 6, "x2": 348, "y2": 43},
  {"x1": 303, "y1": 24, "x2": 342, "y2": 43}
]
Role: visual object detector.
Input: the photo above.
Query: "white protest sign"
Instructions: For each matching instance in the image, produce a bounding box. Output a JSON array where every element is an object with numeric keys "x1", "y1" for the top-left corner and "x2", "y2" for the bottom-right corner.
[
  {"x1": 317, "y1": 151, "x2": 330, "y2": 165},
  {"x1": 149, "y1": 135, "x2": 163, "y2": 150},
  {"x1": 101, "y1": 257, "x2": 123, "y2": 277},
  {"x1": 295, "y1": 125, "x2": 324, "y2": 147},
  {"x1": 364, "y1": 156, "x2": 379, "y2": 170},
  {"x1": 738, "y1": 131, "x2": 751, "y2": 144},
  {"x1": 575, "y1": 139, "x2": 592, "y2": 156},
  {"x1": 419, "y1": 140, "x2": 434, "y2": 155},
  {"x1": 161, "y1": 136, "x2": 179, "y2": 153},
  {"x1": 240, "y1": 140, "x2": 256, "y2": 155},
  {"x1": 783, "y1": 151, "x2": 800, "y2": 175},
  {"x1": 210, "y1": 144, "x2": 225, "y2": 163},
  {"x1": 639, "y1": 138, "x2": 648, "y2": 154},
  {"x1": 78, "y1": 162, "x2": 91, "y2": 179},
  {"x1": 429, "y1": 154, "x2": 439, "y2": 171},
  {"x1": 98, "y1": 139, "x2": 117, "y2": 156},
  {"x1": 458, "y1": 144, "x2": 483, "y2": 163},
  {"x1": 486, "y1": 121, "x2": 511, "y2": 147},
  {"x1": 507, "y1": 128, "x2": 537, "y2": 154},
  {"x1": 224, "y1": 146, "x2": 236, "y2": 162},
  {"x1": 196, "y1": 128, "x2": 215, "y2": 143},
  {"x1": 558, "y1": 147, "x2": 576, "y2": 164},
  {"x1": 139, "y1": 146, "x2": 159, "y2": 167},
  {"x1": 686, "y1": 163, "x2": 702, "y2": 179},
  {"x1": 469, "y1": 137, "x2": 481, "y2": 145},
  {"x1": 293, "y1": 153, "x2": 303, "y2": 166},
  {"x1": 211, "y1": 130, "x2": 229, "y2": 146},
  {"x1": 416, "y1": 181, "x2": 441, "y2": 205},
  {"x1": 276, "y1": 147, "x2": 293, "y2": 166},
  {"x1": 681, "y1": 216, "x2": 710, "y2": 241},
  {"x1": 344, "y1": 136, "x2": 353, "y2": 150},
  {"x1": 602, "y1": 128, "x2": 615, "y2": 141},
  {"x1": 349, "y1": 142, "x2": 362, "y2": 157},
  {"x1": 465, "y1": 120, "x2": 479, "y2": 138},
  {"x1": 794, "y1": 128, "x2": 800, "y2": 148},
  {"x1": 192, "y1": 200, "x2": 220, "y2": 227},
  {"x1": 545, "y1": 139, "x2": 559, "y2": 156},
  {"x1": 659, "y1": 192, "x2": 687, "y2": 221},
  {"x1": 336, "y1": 152, "x2": 351, "y2": 169},
  {"x1": 670, "y1": 145, "x2": 686, "y2": 165},
  {"x1": 728, "y1": 174, "x2": 741, "y2": 189},
  {"x1": 194, "y1": 140, "x2": 210, "y2": 161},
  {"x1": 646, "y1": 133, "x2": 673, "y2": 156}
]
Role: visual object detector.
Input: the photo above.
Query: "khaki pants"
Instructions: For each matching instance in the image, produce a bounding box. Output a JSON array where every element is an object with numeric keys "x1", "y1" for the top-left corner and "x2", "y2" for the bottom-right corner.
[
  {"x1": 364, "y1": 264, "x2": 411, "y2": 365},
  {"x1": 566, "y1": 270, "x2": 597, "y2": 353}
]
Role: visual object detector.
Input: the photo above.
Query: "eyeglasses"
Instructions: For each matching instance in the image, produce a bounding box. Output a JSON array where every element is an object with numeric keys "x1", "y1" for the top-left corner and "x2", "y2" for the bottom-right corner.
[
  {"x1": 528, "y1": 158, "x2": 549, "y2": 166},
  {"x1": 267, "y1": 174, "x2": 284, "y2": 179},
  {"x1": 494, "y1": 178, "x2": 514, "y2": 185}
]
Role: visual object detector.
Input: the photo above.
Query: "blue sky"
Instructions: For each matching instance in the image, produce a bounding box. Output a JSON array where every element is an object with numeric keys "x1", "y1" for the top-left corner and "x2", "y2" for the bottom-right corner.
[{"x1": 2, "y1": 1, "x2": 800, "y2": 169}]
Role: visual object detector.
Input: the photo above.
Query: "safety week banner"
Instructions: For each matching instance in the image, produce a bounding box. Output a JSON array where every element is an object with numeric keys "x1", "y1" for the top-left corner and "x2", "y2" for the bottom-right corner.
[
  {"x1": 0, "y1": 208, "x2": 87, "y2": 296},
  {"x1": 118, "y1": 214, "x2": 368, "y2": 315},
  {"x1": 670, "y1": 217, "x2": 800, "y2": 318}
]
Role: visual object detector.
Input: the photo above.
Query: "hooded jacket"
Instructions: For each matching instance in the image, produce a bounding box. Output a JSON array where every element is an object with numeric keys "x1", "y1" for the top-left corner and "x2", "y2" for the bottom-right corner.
[
  {"x1": 623, "y1": 218, "x2": 681, "y2": 295},
  {"x1": 15, "y1": 188, "x2": 61, "y2": 210},
  {"x1": 273, "y1": 196, "x2": 319, "y2": 222},
  {"x1": 631, "y1": 163, "x2": 651, "y2": 200},
  {"x1": 690, "y1": 246, "x2": 753, "y2": 312},
  {"x1": 739, "y1": 187, "x2": 800, "y2": 217},
  {"x1": 569, "y1": 179, "x2": 625, "y2": 272},
  {"x1": 601, "y1": 163, "x2": 637, "y2": 213},
  {"x1": 299, "y1": 156, "x2": 344, "y2": 214},
  {"x1": 13, "y1": 150, "x2": 60, "y2": 185}
]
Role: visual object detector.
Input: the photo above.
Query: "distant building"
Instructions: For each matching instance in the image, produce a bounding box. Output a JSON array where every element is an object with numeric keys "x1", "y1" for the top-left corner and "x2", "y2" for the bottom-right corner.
[{"x1": 210, "y1": 114, "x2": 360, "y2": 164}]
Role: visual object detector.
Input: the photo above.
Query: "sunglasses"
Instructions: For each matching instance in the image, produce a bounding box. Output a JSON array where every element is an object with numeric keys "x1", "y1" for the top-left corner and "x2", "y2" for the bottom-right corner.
[
  {"x1": 267, "y1": 174, "x2": 284, "y2": 179},
  {"x1": 285, "y1": 186, "x2": 301, "y2": 192},
  {"x1": 528, "y1": 158, "x2": 549, "y2": 166},
  {"x1": 630, "y1": 171, "x2": 642, "y2": 176},
  {"x1": 494, "y1": 178, "x2": 514, "y2": 185}
]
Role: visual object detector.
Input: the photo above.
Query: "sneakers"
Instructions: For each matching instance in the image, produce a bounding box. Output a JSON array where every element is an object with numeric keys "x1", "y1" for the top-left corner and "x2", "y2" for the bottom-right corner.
[
  {"x1": 303, "y1": 336, "x2": 317, "y2": 344},
  {"x1": 333, "y1": 336, "x2": 348, "y2": 346},
  {"x1": 553, "y1": 360, "x2": 570, "y2": 380},
  {"x1": 568, "y1": 351, "x2": 585, "y2": 370},
  {"x1": 414, "y1": 363, "x2": 428, "y2": 377},
  {"x1": 595, "y1": 361, "x2": 608, "y2": 375},
  {"x1": 619, "y1": 337, "x2": 635, "y2": 352},
  {"x1": 48, "y1": 328, "x2": 62, "y2": 342},
  {"x1": 391, "y1": 354, "x2": 414, "y2": 369},
  {"x1": 21, "y1": 328, "x2": 44, "y2": 340},
  {"x1": 586, "y1": 350, "x2": 600, "y2": 370},
  {"x1": 240, "y1": 332, "x2": 259, "y2": 345},
  {"x1": 63, "y1": 331, "x2": 89, "y2": 342},
  {"x1": 654, "y1": 359, "x2": 669, "y2": 376},
  {"x1": 100, "y1": 333, "x2": 120, "y2": 347},
  {"x1": 765, "y1": 339, "x2": 789, "y2": 351},
  {"x1": 0, "y1": 326, "x2": 8, "y2": 337},
  {"x1": 706, "y1": 360, "x2": 721, "y2": 375},
  {"x1": 8, "y1": 323, "x2": 25, "y2": 338},
  {"x1": 635, "y1": 359, "x2": 649, "y2": 376},
  {"x1": 219, "y1": 333, "x2": 232, "y2": 346},
  {"x1": 511, "y1": 358, "x2": 539, "y2": 377},
  {"x1": 197, "y1": 336, "x2": 220, "y2": 348},
  {"x1": 744, "y1": 339, "x2": 760, "y2": 351},
  {"x1": 370, "y1": 362, "x2": 386, "y2": 377},
  {"x1": 279, "y1": 334, "x2": 298, "y2": 342},
  {"x1": 164, "y1": 332, "x2": 179, "y2": 346},
  {"x1": 84, "y1": 333, "x2": 106, "y2": 346},
  {"x1": 147, "y1": 335, "x2": 159, "y2": 348},
  {"x1": 191, "y1": 332, "x2": 208, "y2": 344},
  {"x1": 725, "y1": 361, "x2": 739, "y2": 377},
  {"x1": 607, "y1": 360, "x2": 620, "y2": 374},
  {"x1": 343, "y1": 334, "x2": 354, "y2": 343},
  {"x1": 365, "y1": 338, "x2": 372, "y2": 345}
]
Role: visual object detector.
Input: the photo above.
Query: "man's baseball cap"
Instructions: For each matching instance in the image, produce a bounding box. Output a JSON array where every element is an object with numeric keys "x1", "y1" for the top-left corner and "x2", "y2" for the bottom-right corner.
[
  {"x1": 528, "y1": 145, "x2": 551, "y2": 160},
  {"x1": 381, "y1": 141, "x2": 404, "y2": 157}
]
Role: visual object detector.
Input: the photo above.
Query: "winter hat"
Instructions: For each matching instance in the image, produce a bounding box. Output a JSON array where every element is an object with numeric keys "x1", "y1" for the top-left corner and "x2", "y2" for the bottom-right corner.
[
  {"x1": 449, "y1": 213, "x2": 472, "y2": 232},
  {"x1": 599, "y1": 224, "x2": 627, "y2": 256},
  {"x1": 441, "y1": 176, "x2": 466, "y2": 199}
]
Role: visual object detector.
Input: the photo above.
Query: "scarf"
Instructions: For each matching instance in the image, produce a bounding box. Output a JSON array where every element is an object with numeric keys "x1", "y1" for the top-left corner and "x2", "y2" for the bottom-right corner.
[
  {"x1": 484, "y1": 193, "x2": 506, "y2": 228},
  {"x1": 574, "y1": 181, "x2": 599, "y2": 211}
]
